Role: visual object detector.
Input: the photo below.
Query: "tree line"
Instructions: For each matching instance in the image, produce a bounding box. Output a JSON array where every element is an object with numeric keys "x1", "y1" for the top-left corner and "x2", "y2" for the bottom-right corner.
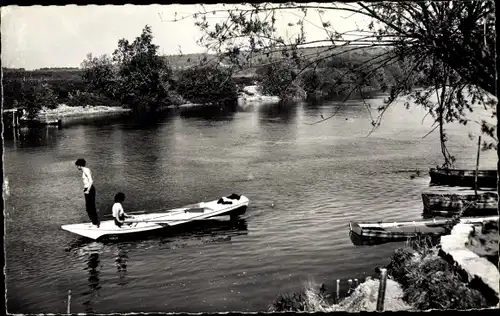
[
  {"x1": 3, "y1": 24, "x2": 415, "y2": 120},
  {"x1": 2, "y1": 26, "x2": 240, "y2": 117}
]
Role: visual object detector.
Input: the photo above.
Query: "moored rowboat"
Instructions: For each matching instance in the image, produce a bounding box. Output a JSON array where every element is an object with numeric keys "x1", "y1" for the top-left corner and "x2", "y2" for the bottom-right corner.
[
  {"x1": 429, "y1": 168, "x2": 497, "y2": 188},
  {"x1": 349, "y1": 215, "x2": 499, "y2": 245},
  {"x1": 61, "y1": 194, "x2": 249, "y2": 240},
  {"x1": 421, "y1": 188, "x2": 497, "y2": 217}
]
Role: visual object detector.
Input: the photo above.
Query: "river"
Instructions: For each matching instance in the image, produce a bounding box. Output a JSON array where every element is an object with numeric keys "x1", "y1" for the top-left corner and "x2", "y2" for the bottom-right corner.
[{"x1": 4, "y1": 93, "x2": 497, "y2": 313}]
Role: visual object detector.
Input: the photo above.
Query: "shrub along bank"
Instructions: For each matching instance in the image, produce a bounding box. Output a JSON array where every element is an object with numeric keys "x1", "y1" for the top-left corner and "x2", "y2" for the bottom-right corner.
[{"x1": 270, "y1": 234, "x2": 495, "y2": 312}]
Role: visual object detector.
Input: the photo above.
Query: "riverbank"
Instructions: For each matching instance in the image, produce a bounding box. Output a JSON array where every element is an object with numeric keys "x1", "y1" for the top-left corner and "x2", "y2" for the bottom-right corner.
[
  {"x1": 2, "y1": 104, "x2": 133, "y2": 128},
  {"x1": 38, "y1": 104, "x2": 131, "y2": 121},
  {"x1": 270, "y1": 219, "x2": 500, "y2": 312}
]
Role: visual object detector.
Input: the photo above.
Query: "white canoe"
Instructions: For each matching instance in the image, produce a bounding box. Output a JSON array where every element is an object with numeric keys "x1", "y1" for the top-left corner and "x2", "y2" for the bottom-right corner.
[{"x1": 61, "y1": 194, "x2": 249, "y2": 240}]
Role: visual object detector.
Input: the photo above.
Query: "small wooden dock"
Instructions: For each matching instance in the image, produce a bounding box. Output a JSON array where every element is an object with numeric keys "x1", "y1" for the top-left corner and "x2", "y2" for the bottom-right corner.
[{"x1": 3, "y1": 108, "x2": 62, "y2": 129}]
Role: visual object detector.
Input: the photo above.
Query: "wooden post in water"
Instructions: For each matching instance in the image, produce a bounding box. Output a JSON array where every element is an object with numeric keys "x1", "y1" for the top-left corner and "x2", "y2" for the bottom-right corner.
[
  {"x1": 376, "y1": 268, "x2": 388, "y2": 312},
  {"x1": 67, "y1": 290, "x2": 71, "y2": 314},
  {"x1": 336, "y1": 279, "x2": 340, "y2": 303},
  {"x1": 13, "y1": 110, "x2": 19, "y2": 129},
  {"x1": 474, "y1": 136, "x2": 482, "y2": 197}
]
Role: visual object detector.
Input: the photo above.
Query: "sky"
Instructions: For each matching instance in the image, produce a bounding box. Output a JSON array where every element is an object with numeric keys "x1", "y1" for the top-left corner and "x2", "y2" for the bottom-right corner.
[{"x1": 1, "y1": 4, "x2": 368, "y2": 70}]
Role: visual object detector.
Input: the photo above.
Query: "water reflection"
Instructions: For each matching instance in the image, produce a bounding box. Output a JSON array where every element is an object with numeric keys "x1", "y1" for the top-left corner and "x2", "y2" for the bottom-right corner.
[
  {"x1": 178, "y1": 104, "x2": 237, "y2": 121},
  {"x1": 121, "y1": 111, "x2": 176, "y2": 130},
  {"x1": 62, "y1": 113, "x2": 131, "y2": 128},
  {"x1": 82, "y1": 252, "x2": 101, "y2": 313},
  {"x1": 257, "y1": 102, "x2": 298, "y2": 124},
  {"x1": 115, "y1": 245, "x2": 129, "y2": 286},
  {"x1": 6, "y1": 126, "x2": 60, "y2": 148}
]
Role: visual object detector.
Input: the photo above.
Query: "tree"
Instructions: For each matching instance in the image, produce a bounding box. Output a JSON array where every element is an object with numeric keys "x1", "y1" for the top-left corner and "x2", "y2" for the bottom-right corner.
[
  {"x1": 258, "y1": 60, "x2": 306, "y2": 101},
  {"x1": 175, "y1": 65, "x2": 238, "y2": 105},
  {"x1": 112, "y1": 25, "x2": 172, "y2": 113},
  {"x1": 169, "y1": 1, "x2": 496, "y2": 166},
  {"x1": 81, "y1": 53, "x2": 117, "y2": 98},
  {"x1": 19, "y1": 80, "x2": 58, "y2": 120}
]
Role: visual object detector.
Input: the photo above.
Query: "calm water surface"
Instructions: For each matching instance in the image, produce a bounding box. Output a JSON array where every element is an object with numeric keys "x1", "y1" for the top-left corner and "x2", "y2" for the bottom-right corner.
[{"x1": 4, "y1": 95, "x2": 496, "y2": 313}]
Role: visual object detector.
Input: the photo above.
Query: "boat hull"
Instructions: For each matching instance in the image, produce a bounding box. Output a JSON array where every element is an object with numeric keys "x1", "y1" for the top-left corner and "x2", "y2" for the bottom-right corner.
[
  {"x1": 421, "y1": 189, "x2": 498, "y2": 217},
  {"x1": 61, "y1": 194, "x2": 249, "y2": 240},
  {"x1": 429, "y1": 168, "x2": 497, "y2": 188},
  {"x1": 349, "y1": 215, "x2": 499, "y2": 245}
]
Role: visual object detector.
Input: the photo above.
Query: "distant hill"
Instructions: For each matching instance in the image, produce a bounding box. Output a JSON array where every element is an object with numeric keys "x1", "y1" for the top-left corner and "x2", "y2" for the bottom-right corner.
[
  {"x1": 2, "y1": 45, "x2": 389, "y2": 82},
  {"x1": 163, "y1": 44, "x2": 389, "y2": 75}
]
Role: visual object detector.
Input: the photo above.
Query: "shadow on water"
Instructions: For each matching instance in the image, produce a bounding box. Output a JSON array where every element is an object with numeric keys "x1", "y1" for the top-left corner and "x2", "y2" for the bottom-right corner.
[
  {"x1": 115, "y1": 245, "x2": 129, "y2": 286},
  {"x1": 4, "y1": 126, "x2": 61, "y2": 148},
  {"x1": 349, "y1": 231, "x2": 408, "y2": 246},
  {"x1": 82, "y1": 252, "x2": 101, "y2": 314},
  {"x1": 61, "y1": 113, "x2": 132, "y2": 128},
  {"x1": 257, "y1": 101, "x2": 298, "y2": 124},
  {"x1": 64, "y1": 218, "x2": 249, "y2": 251},
  {"x1": 120, "y1": 111, "x2": 177, "y2": 130},
  {"x1": 178, "y1": 103, "x2": 237, "y2": 121}
]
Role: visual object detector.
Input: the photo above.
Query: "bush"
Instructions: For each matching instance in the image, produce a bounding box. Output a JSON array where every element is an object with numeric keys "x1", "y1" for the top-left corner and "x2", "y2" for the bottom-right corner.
[
  {"x1": 386, "y1": 246, "x2": 490, "y2": 310},
  {"x1": 13, "y1": 80, "x2": 59, "y2": 119},
  {"x1": 165, "y1": 89, "x2": 188, "y2": 106},
  {"x1": 67, "y1": 91, "x2": 121, "y2": 108},
  {"x1": 175, "y1": 65, "x2": 238, "y2": 105},
  {"x1": 258, "y1": 61, "x2": 306, "y2": 101},
  {"x1": 269, "y1": 290, "x2": 308, "y2": 312},
  {"x1": 402, "y1": 255, "x2": 488, "y2": 310}
]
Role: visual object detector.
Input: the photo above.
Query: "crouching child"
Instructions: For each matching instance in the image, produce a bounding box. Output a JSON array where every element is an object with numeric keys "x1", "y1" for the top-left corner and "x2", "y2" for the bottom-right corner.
[{"x1": 113, "y1": 192, "x2": 134, "y2": 227}]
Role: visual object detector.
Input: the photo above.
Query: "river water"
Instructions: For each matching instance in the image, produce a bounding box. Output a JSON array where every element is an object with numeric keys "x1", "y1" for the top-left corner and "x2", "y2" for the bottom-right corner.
[{"x1": 4, "y1": 94, "x2": 496, "y2": 313}]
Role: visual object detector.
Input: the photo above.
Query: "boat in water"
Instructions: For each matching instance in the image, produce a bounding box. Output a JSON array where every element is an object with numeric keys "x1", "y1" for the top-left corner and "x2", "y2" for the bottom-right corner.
[
  {"x1": 349, "y1": 215, "x2": 499, "y2": 245},
  {"x1": 61, "y1": 194, "x2": 249, "y2": 240},
  {"x1": 421, "y1": 188, "x2": 498, "y2": 217},
  {"x1": 429, "y1": 168, "x2": 497, "y2": 188}
]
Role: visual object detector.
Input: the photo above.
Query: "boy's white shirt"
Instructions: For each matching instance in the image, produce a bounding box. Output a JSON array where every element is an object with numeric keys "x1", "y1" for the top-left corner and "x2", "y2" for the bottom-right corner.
[
  {"x1": 112, "y1": 202, "x2": 125, "y2": 221},
  {"x1": 81, "y1": 167, "x2": 93, "y2": 189}
]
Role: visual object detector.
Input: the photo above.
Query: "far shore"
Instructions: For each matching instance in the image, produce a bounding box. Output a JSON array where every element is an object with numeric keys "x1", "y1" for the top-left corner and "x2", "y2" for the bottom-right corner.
[{"x1": 38, "y1": 104, "x2": 131, "y2": 121}]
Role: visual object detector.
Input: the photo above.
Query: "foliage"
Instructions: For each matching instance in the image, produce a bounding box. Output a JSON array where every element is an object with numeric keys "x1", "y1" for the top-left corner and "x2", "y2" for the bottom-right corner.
[
  {"x1": 79, "y1": 25, "x2": 175, "y2": 113},
  {"x1": 175, "y1": 65, "x2": 238, "y2": 105},
  {"x1": 386, "y1": 247, "x2": 490, "y2": 310},
  {"x1": 2, "y1": 69, "x2": 89, "y2": 106},
  {"x1": 404, "y1": 255, "x2": 488, "y2": 310},
  {"x1": 67, "y1": 90, "x2": 122, "y2": 108},
  {"x1": 81, "y1": 53, "x2": 117, "y2": 98},
  {"x1": 466, "y1": 220, "x2": 499, "y2": 268},
  {"x1": 2, "y1": 77, "x2": 25, "y2": 109},
  {"x1": 270, "y1": 290, "x2": 308, "y2": 312},
  {"x1": 258, "y1": 60, "x2": 306, "y2": 101},
  {"x1": 17, "y1": 80, "x2": 59, "y2": 119},
  {"x1": 111, "y1": 25, "x2": 172, "y2": 113}
]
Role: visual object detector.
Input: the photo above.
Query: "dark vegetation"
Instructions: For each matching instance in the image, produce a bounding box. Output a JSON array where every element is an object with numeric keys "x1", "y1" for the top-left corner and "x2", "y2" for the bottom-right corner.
[
  {"x1": 466, "y1": 220, "x2": 499, "y2": 270},
  {"x1": 386, "y1": 237, "x2": 491, "y2": 310}
]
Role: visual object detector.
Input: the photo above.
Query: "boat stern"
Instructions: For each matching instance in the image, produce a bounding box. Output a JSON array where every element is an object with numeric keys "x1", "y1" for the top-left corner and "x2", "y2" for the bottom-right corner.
[
  {"x1": 239, "y1": 195, "x2": 250, "y2": 206},
  {"x1": 349, "y1": 221, "x2": 363, "y2": 236},
  {"x1": 61, "y1": 224, "x2": 103, "y2": 240}
]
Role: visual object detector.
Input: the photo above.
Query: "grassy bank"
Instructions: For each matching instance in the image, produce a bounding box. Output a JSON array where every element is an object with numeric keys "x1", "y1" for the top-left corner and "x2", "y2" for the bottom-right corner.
[{"x1": 270, "y1": 234, "x2": 495, "y2": 312}]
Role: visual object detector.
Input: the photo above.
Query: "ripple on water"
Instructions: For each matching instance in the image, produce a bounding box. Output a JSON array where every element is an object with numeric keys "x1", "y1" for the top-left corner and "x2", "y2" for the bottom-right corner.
[{"x1": 4, "y1": 100, "x2": 496, "y2": 313}]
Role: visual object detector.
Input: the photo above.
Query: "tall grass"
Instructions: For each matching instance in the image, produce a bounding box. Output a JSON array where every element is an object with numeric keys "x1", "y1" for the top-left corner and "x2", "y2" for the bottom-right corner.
[{"x1": 387, "y1": 235, "x2": 490, "y2": 310}]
